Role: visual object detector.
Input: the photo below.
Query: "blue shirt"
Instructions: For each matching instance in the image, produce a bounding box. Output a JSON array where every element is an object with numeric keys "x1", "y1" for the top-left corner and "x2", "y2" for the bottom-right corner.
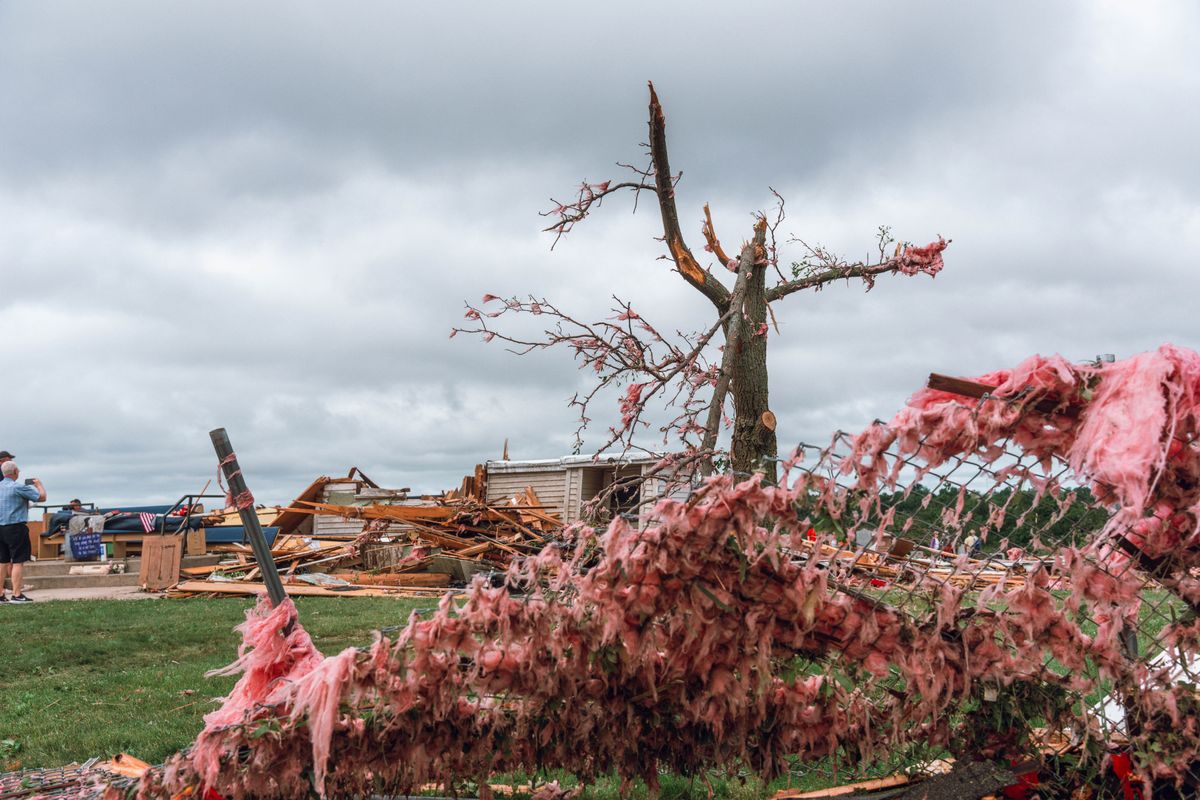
[{"x1": 0, "y1": 477, "x2": 40, "y2": 525}]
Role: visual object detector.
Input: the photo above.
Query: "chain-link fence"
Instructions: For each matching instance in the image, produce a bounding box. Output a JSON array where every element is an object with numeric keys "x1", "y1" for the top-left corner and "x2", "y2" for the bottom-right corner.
[
  {"x1": 772, "y1": 385, "x2": 1199, "y2": 798},
  {"x1": 29, "y1": 357, "x2": 1200, "y2": 800}
]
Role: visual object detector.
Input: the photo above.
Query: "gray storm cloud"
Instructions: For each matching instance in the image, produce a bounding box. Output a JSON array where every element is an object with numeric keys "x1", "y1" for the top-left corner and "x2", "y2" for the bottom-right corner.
[{"x1": 0, "y1": 1, "x2": 1197, "y2": 505}]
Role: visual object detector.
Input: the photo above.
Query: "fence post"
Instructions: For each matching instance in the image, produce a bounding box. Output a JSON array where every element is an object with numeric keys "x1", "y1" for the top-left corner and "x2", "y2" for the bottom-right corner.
[{"x1": 209, "y1": 428, "x2": 287, "y2": 606}]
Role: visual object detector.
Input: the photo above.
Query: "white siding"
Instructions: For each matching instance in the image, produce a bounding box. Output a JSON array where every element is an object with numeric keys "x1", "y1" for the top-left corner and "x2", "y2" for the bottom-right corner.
[
  {"x1": 637, "y1": 464, "x2": 691, "y2": 529},
  {"x1": 313, "y1": 515, "x2": 368, "y2": 538},
  {"x1": 315, "y1": 481, "x2": 375, "y2": 538},
  {"x1": 485, "y1": 469, "x2": 568, "y2": 517},
  {"x1": 564, "y1": 468, "x2": 583, "y2": 524},
  {"x1": 639, "y1": 466, "x2": 662, "y2": 529},
  {"x1": 487, "y1": 455, "x2": 666, "y2": 526}
]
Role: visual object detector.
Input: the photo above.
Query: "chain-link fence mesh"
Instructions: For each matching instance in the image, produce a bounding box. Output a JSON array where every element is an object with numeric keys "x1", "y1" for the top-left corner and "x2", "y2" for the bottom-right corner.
[{"x1": 770, "y1": 385, "x2": 1200, "y2": 798}]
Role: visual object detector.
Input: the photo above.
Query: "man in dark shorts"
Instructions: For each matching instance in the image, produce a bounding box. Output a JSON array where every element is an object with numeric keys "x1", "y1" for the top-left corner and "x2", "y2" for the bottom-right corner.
[{"x1": 0, "y1": 460, "x2": 46, "y2": 603}]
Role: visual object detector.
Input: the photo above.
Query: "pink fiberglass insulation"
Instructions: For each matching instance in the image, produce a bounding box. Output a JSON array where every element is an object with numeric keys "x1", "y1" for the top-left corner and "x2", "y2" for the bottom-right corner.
[
  {"x1": 174, "y1": 598, "x2": 324, "y2": 791},
  {"x1": 896, "y1": 237, "x2": 948, "y2": 277},
  {"x1": 202, "y1": 598, "x2": 323, "y2": 729},
  {"x1": 840, "y1": 346, "x2": 1200, "y2": 644},
  {"x1": 131, "y1": 479, "x2": 970, "y2": 799},
  {"x1": 123, "y1": 346, "x2": 1200, "y2": 799},
  {"x1": 846, "y1": 345, "x2": 1200, "y2": 561}
]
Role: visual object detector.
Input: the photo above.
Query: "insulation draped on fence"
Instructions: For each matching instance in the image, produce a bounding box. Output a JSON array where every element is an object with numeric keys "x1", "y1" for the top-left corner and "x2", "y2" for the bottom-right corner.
[{"x1": 116, "y1": 345, "x2": 1200, "y2": 799}]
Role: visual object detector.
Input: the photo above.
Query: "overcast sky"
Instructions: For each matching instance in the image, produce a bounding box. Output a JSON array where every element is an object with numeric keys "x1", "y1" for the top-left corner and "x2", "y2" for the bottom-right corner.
[{"x1": 1, "y1": 1, "x2": 1198, "y2": 507}]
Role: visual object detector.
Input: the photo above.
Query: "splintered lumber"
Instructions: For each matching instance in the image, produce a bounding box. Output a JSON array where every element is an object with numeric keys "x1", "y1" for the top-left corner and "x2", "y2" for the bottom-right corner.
[
  {"x1": 197, "y1": 481, "x2": 568, "y2": 600},
  {"x1": 181, "y1": 543, "x2": 348, "y2": 578},
  {"x1": 511, "y1": 486, "x2": 548, "y2": 532},
  {"x1": 773, "y1": 773, "x2": 911, "y2": 799},
  {"x1": 922, "y1": 564, "x2": 1033, "y2": 590},
  {"x1": 295, "y1": 500, "x2": 556, "y2": 541},
  {"x1": 400, "y1": 520, "x2": 479, "y2": 550},
  {"x1": 298, "y1": 501, "x2": 460, "y2": 522},
  {"x1": 245, "y1": 546, "x2": 356, "y2": 582},
  {"x1": 169, "y1": 580, "x2": 456, "y2": 598},
  {"x1": 927, "y1": 372, "x2": 1080, "y2": 417},
  {"x1": 419, "y1": 782, "x2": 530, "y2": 796},
  {"x1": 272, "y1": 475, "x2": 335, "y2": 536},
  {"x1": 329, "y1": 571, "x2": 451, "y2": 587},
  {"x1": 515, "y1": 506, "x2": 562, "y2": 529},
  {"x1": 448, "y1": 542, "x2": 491, "y2": 558},
  {"x1": 201, "y1": 506, "x2": 285, "y2": 529},
  {"x1": 95, "y1": 754, "x2": 151, "y2": 779},
  {"x1": 482, "y1": 505, "x2": 545, "y2": 541}
]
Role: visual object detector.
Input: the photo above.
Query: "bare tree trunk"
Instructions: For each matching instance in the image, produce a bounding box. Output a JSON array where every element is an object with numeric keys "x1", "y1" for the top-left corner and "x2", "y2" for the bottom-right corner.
[
  {"x1": 697, "y1": 244, "x2": 753, "y2": 477},
  {"x1": 729, "y1": 223, "x2": 777, "y2": 482}
]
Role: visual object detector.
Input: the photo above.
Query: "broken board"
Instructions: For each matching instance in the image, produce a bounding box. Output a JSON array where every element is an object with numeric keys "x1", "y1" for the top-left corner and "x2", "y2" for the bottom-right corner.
[{"x1": 139, "y1": 535, "x2": 184, "y2": 591}]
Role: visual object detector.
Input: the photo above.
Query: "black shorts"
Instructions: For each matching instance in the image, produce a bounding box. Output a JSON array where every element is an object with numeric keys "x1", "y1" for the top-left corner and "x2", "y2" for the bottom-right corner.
[{"x1": 0, "y1": 523, "x2": 31, "y2": 563}]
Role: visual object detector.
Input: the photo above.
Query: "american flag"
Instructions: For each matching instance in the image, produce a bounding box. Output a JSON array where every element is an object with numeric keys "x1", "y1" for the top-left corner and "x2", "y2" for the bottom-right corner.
[{"x1": 139, "y1": 512, "x2": 157, "y2": 533}]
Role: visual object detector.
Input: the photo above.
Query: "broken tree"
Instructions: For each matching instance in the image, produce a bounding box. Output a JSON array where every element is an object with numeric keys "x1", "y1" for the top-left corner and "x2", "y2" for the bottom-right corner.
[{"x1": 455, "y1": 83, "x2": 948, "y2": 481}]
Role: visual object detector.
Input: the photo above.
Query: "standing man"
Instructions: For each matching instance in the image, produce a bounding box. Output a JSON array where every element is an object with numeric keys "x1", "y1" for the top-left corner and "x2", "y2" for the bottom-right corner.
[
  {"x1": 0, "y1": 451, "x2": 13, "y2": 466},
  {"x1": 0, "y1": 461, "x2": 45, "y2": 603},
  {"x1": 962, "y1": 532, "x2": 980, "y2": 558}
]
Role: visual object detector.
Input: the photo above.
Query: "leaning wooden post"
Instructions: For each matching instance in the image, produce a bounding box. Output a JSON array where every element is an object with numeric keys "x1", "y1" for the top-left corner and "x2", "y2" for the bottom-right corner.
[{"x1": 209, "y1": 427, "x2": 287, "y2": 606}]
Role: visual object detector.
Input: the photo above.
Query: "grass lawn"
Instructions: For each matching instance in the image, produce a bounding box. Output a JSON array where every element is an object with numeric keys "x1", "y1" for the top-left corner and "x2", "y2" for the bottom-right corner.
[
  {"x1": 0, "y1": 596, "x2": 429, "y2": 771},
  {"x1": 14, "y1": 587, "x2": 1168, "y2": 798},
  {"x1": 0, "y1": 596, "x2": 797, "y2": 799}
]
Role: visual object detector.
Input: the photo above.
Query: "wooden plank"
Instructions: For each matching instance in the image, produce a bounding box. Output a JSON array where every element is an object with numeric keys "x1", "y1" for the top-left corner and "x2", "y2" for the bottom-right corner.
[
  {"x1": 139, "y1": 536, "x2": 162, "y2": 588},
  {"x1": 300, "y1": 501, "x2": 460, "y2": 521},
  {"x1": 473, "y1": 463, "x2": 486, "y2": 500},
  {"x1": 476, "y1": 506, "x2": 542, "y2": 540},
  {"x1": 139, "y1": 535, "x2": 184, "y2": 591},
  {"x1": 773, "y1": 773, "x2": 910, "y2": 799},
  {"x1": 927, "y1": 372, "x2": 1078, "y2": 416},
  {"x1": 158, "y1": 537, "x2": 183, "y2": 589},
  {"x1": 198, "y1": 543, "x2": 346, "y2": 579},
  {"x1": 171, "y1": 580, "x2": 455, "y2": 598},
  {"x1": 185, "y1": 527, "x2": 206, "y2": 556},
  {"x1": 96, "y1": 753, "x2": 152, "y2": 779},
  {"x1": 329, "y1": 571, "x2": 451, "y2": 587}
]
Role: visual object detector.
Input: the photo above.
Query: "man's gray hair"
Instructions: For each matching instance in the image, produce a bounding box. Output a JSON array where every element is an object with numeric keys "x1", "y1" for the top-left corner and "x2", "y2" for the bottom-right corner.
[{"x1": 0, "y1": 461, "x2": 17, "y2": 478}]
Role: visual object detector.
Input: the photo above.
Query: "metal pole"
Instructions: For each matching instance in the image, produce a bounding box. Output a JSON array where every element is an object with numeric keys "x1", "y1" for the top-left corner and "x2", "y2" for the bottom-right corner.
[{"x1": 209, "y1": 427, "x2": 287, "y2": 606}]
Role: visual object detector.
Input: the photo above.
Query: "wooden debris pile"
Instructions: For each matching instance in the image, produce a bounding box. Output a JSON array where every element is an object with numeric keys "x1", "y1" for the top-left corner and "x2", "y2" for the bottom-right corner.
[
  {"x1": 167, "y1": 469, "x2": 563, "y2": 599},
  {"x1": 794, "y1": 538, "x2": 1043, "y2": 593}
]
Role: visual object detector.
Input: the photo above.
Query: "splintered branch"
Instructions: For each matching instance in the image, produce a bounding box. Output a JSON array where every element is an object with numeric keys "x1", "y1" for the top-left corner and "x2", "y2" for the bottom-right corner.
[
  {"x1": 701, "y1": 203, "x2": 733, "y2": 268},
  {"x1": 647, "y1": 82, "x2": 732, "y2": 312}
]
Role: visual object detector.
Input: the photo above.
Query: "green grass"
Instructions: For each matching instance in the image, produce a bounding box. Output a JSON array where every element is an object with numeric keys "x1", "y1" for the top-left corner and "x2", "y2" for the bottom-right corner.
[
  {"x1": 8, "y1": 588, "x2": 1181, "y2": 797},
  {"x1": 0, "y1": 596, "x2": 428, "y2": 770},
  {"x1": 0, "y1": 596, "x2": 835, "y2": 798}
]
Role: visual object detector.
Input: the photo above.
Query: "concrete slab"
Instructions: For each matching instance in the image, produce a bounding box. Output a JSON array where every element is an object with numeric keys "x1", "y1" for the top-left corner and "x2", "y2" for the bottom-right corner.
[{"x1": 13, "y1": 585, "x2": 161, "y2": 602}]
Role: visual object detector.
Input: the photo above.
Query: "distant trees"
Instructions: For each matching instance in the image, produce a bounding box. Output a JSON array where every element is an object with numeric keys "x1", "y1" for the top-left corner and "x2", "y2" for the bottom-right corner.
[{"x1": 875, "y1": 484, "x2": 1110, "y2": 553}]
